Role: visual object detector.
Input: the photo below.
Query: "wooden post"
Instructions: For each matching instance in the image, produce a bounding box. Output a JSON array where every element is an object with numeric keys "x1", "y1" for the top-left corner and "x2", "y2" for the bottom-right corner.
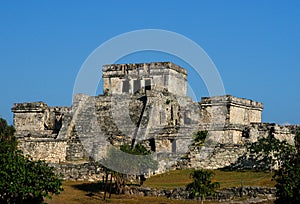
[
  {"x1": 109, "y1": 173, "x2": 113, "y2": 198},
  {"x1": 103, "y1": 170, "x2": 109, "y2": 200}
]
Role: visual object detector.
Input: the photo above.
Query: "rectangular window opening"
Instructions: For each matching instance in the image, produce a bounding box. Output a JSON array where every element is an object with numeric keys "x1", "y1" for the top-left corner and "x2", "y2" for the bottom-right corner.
[
  {"x1": 122, "y1": 80, "x2": 130, "y2": 93},
  {"x1": 145, "y1": 79, "x2": 151, "y2": 91}
]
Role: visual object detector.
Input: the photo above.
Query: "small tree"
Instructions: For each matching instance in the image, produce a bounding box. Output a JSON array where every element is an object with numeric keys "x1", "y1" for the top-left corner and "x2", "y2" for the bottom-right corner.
[
  {"x1": 102, "y1": 143, "x2": 158, "y2": 196},
  {"x1": 0, "y1": 117, "x2": 63, "y2": 203},
  {"x1": 0, "y1": 117, "x2": 16, "y2": 150},
  {"x1": 186, "y1": 169, "x2": 220, "y2": 203},
  {"x1": 274, "y1": 155, "x2": 300, "y2": 204},
  {"x1": 248, "y1": 127, "x2": 300, "y2": 203},
  {"x1": 248, "y1": 127, "x2": 296, "y2": 171},
  {"x1": 273, "y1": 127, "x2": 300, "y2": 204}
]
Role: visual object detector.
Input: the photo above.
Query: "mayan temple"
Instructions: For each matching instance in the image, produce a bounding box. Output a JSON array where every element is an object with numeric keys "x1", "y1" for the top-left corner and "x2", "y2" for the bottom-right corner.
[{"x1": 12, "y1": 62, "x2": 297, "y2": 179}]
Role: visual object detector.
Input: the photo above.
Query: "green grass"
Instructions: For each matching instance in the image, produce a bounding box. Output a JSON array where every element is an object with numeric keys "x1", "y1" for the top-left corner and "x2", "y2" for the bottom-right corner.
[
  {"x1": 46, "y1": 169, "x2": 276, "y2": 203},
  {"x1": 46, "y1": 181, "x2": 201, "y2": 204},
  {"x1": 213, "y1": 170, "x2": 275, "y2": 188},
  {"x1": 143, "y1": 169, "x2": 275, "y2": 189},
  {"x1": 143, "y1": 169, "x2": 194, "y2": 189}
]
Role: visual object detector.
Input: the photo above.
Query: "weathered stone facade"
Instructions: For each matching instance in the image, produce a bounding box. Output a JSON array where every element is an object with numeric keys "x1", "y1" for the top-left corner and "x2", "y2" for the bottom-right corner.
[
  {"x1": 49, "y1": 162, "x2": 105, "y2": 181},
  {"x1": 11, "y1": 62, "x2": 297, "y2": 178},
  {"x1": 199, "y1": 95, "x2": 263, "y2": 144},
  {"x1": 12, "y1": 102, "x2": 70, "y2": 163},
  {"x1": 103, "y1": 62, "x2": 187, "y2": 97}
]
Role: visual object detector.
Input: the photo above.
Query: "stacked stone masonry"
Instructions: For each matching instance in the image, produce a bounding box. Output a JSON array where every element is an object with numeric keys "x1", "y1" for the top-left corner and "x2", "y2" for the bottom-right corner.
[
  {"x1": 125, "y1": 186, "x2": 276, "y2": 202},
  {"x1": 11, "y1": 62, "x2": 297, "y2": 179}
]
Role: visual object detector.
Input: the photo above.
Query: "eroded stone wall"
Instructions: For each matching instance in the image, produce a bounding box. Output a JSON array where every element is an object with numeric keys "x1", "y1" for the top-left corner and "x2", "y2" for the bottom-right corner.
[
  {"x1": 200, "y1": 95, "x2": 263, "y2": 128},
  {"x1": 103, "y1": 62, "x2": 187, "y2": 96},
  {"x1": 12, "y1": 102, "x2": 69, "y2": 136},
  {"x1": 125, "y1": 186, "x2": 276, "y2": 202},
  {"x1": 176, "y1": 144, "x2": 247, "y2": 170},
  {"x1": 12, "y1": 102, "x2": 48, "y2": 133},
  {"x1": 50, "y1": 162, "x2": 105, "y2": 181},
  {"x1": 18, "y1": 139, "x2": 67, "y2": 163},
  {"x1": 249, "y1": 123, "x2": 296, "y2": 145},
  {"x1": 199, "y1": 95, "x2": 264, "y2": 145},
  {"x1": 176, "y1": 123, "x2": 297, "y2": 170},
  {"x1": 11, "y1": 62, "x2": 297, "y2": 179}
]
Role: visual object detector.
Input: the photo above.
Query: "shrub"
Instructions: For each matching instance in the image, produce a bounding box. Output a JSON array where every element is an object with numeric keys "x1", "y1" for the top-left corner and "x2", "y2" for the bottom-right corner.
[
  {"x1": 273, "y1": 128, "x2": 300, "y2": 204},
  {"x1": 0, "y1": 117, "x2": 63, "y2": 203},
  {"x1": 193, "y1": 131, "x2": 208, "y2": 146},
  {"x1": 0, "y1": 118, "x2": 16, "y2": 151},
  {"x1": 102, "y1": 143, "x2": 158, "y2": 195},
  {"x1": 186, "y1": 169, "x2": 220, "y2": 203},
  {"x1": 249, "y1": 127, "x2": 300, "y2": 203}
]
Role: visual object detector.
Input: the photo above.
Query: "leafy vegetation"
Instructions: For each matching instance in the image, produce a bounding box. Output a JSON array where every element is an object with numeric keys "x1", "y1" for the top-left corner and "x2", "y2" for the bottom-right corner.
[
  {"x1": 165, "y1": 98, "x2": 172, "y2": 104},
  {"x1": 273, "y1": 128, "x2": 300, "y2": 204},
  {"x1": 0, "y1": 117, "x2": 16, "y2": 150},
  {"x1": 248, "y1": 129, "x2": 294, "y2": 171},
  {"x1": 0, "y1": 117, "x2": 63, "y2": 204},
  {"x1": 101, "y1": 144, "x2": 158, "y2": 198},
  {"x1": 186, "y1": 169, "x2": 220, "y2": 203},
  {"x1": 249, "y1": 127, "x2": 300, "y2": 203},
  {"x1": 193, "y1": 130, "x2": 208, "y2": 146},
  {"x1": 103, "y1": 143, "x2": 158, "y2": 177}
]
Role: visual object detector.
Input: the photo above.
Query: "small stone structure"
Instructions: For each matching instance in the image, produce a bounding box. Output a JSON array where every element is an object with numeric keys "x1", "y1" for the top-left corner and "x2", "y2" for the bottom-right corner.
[
  {"x1": 12, "y1": 102, "x2": 70, "y2": 163},
  {"x1": 199, "y1": 95, "x2": 263, "y2": 144},
  {"x1": 103, "y1": 62, "x2": 187, "y2": 96},
  {"x1": 11, "y1": 62, "x2": 297, "y2": 179}
]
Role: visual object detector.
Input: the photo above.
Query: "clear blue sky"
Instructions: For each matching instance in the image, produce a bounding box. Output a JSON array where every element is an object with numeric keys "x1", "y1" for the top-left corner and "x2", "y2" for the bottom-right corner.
[{"x1": 1, "y1": 1, "x2": 300, "y2": 125}]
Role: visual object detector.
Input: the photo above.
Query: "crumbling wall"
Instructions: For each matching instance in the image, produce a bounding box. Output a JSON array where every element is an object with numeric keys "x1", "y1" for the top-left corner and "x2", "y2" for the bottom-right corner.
[
  {"x1": 12, "y1": 102, "x2": 48, "y2": 133},
  {"x1": 228, "y1": 97, "x2": 263, "y2": 125},
  {"x1": 249, "y1": 123, "x2": 296, "y2": 145},
  {"x1": 18, "y1": 138, "x2": 67, "y2": 163},
  {"x1": 200, "y1": 95, "x2": 263, "y2": 128},
  {"x1": 49, "y1": 162, "x2": 105, "y2": 181},
  {"x1": 12, "y1": 102, "x2": 70, "y2": 163},
  {"x1": 199, "y1": 95, "x2": 264, "y2": 145},
  {"x1": 12, "y1": 102, "x2": 69, "y2": 136},
  {"x1": 176, "y1": 123, "x2": 297, "y2": 171}
]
